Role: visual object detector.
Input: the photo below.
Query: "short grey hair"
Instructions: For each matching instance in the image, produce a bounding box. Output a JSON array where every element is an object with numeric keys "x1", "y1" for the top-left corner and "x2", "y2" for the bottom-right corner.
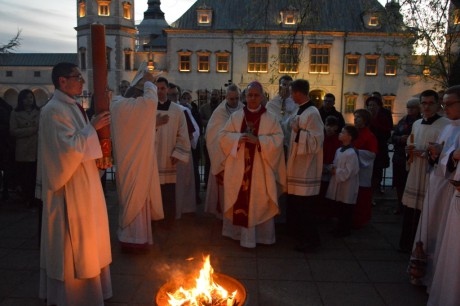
[{"x1": 226, "y1": 84, "x2": 240, "y2": 95}]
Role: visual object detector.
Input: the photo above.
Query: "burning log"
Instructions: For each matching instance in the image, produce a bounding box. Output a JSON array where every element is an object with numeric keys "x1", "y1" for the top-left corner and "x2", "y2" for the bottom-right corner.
[
  {"x1": 156, "y1": 255, "x2": 246, "y2": 306},
  {"x1": 91, "y1": 23, "x2": 112, "y2": 170}
]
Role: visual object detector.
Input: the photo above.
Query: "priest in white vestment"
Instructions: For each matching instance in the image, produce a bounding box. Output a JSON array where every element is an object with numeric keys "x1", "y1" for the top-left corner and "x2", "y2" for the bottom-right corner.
[
  {"x1": 220, "y1": 81, "x2": 286, "y2": 248},
  {"x1": 399, "y1": 90, "x2": 449, "y2": 253},
  {"x1": 205, "y1": 84, "x2": 244, "y2": 218},
  {"x1": 429, "y1": 147, "x2": 460, "y2": 305},
  {"x1": 111, "y1": 71, "x2": 164, "y2": 250},
  {"x1": 413, "y1": 87, "x2": 460, "y2": 292},
  {"x1": 155, "y1": 77, "x2": 191, "y2": 225},
  {"x1": 37, "y1": 62, "x2": 112, "y2": 306},
  {"x1": 286, "y1": 79, "x2": 324, "y2": 252}
]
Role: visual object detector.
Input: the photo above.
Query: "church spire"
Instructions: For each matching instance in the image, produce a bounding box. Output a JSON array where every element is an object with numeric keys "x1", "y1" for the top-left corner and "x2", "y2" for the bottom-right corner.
[{"x1": 144, "y1": 0, "x2": 165, "y2": 20}]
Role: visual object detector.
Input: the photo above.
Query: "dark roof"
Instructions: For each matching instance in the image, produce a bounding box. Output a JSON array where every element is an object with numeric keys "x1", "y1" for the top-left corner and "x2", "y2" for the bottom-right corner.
[
  {"x1": 171, "y1": 0, "x2": 406, "y2": 33},
  {"x1": 0, "y1": 53, "x2": 78, "y2": 66}
]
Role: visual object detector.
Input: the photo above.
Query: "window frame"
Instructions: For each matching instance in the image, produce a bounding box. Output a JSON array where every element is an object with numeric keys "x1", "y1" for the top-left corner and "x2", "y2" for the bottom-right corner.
[
  {"x1": 197, "y1": 52, "x2": 211, "y2": 72},
  {"x1": 278, "y1": 44, "x2": 300, "y2": 73},
  {"x1": 98, "y1": 0, "x2": 111, "y2": 16},
  {"x1": 247, "y1": 44, "x2": 269, "y2": 73},
  {"x1": 309, "y1": 44, "x2": 331, "y2": 74},
  {"x1": 368, "y1": 16, "x2": 379, "y2": 27},
  {"x1": 344, "y1": 93, "x2": 358, "y2": 113},
  {"x1": 345, "y1": 54, "x2": 360, "y2": 75},
  {"x1": 78, "y1": 0, "x2": 86, "y2": 17},
  {"x1": 382, "y1": 95, "x2": 395, "y2": 112},
  {"x1": 384, "y1": 56, "x2": 398, "y2": 76},
  {"x1": 216, "y1": 53, "x2": 230, "y2": 73},
  {"x1": 365, "y1": 55, "x2": 380, "y2": 76},
  {"x1": 178, "y1": 52, "x2": 192, "y2": 72},
  {"x1": 122, "y1": 1, "x2": 131, "y2": 19}
]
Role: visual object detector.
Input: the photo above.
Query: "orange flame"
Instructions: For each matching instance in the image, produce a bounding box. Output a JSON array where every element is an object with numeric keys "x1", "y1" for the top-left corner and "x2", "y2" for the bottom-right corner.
[{"x1": 167, "y1": 255, "x2": 237, "y2": 306}]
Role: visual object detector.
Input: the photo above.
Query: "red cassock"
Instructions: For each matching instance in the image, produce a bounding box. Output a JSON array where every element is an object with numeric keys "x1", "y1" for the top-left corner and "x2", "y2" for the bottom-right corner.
[{"x1": 353, "y1": 126, "x2": 378, "y2": 228}]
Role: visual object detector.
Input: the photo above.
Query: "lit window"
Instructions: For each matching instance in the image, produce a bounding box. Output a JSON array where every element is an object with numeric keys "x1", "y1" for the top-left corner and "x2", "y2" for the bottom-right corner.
[
  {"x1": 197, "y1": 5, "x2": 212, "y2": 26},
  {"x1": 384, "y1": 56, "x2": 398, "y2": 76},
  {"x1": 79, "y1": 0, "x2": 86, "y2": 17},
  {"x1": 178, "y1": 52, "x2": 192, "y2": 72},
  {"x1": 280, "y1": 5, "x2": 299, "y2": 27},
  {"x1": 365, "y1": 55, "x2": 379, "y2": 75},
  {"x1": 248, "y1": 45, "x2": 269, "y2": 73},
  {"x1": 199, "y1": 14, "x2": 209, "y2": 23},
  {"x1": 122, "y1": 2, "x2": 131, "y2": 19},
  {"x1": 369, "y1": 16, "x2": 379, "y2": 27},
  {"x1": 216, "y1": 53, "x2": 229, "y2": 72},
  {"x1": 383, "y1": 95, "x2": 395, "y2": 112},
  {"x1": 310, "y1": 45, "x2": 330, "y2": 74},
  {"x1": 98, "y1": 1, "x2": 110, "y2": 16},
  {"x1": 344, "y1": 93, "x2": 358, "y2": 113},
  {"x1": 197, "y1": 53, "x2": 210, "y2": 72},
  {"x1": 454, "y1": 9, "x2": 460, "y2": 25},
  {"x1": 346, "y1": 55, "x2": 360, "y2": 75},
  {"x1": 286, "y1": 15, "x2": 295, "y2": 24},
  {"x1": 279, "y1": 45, "x2": 299, "y2": 73},
  {"x1": 34, "y1": 71, "x2": 41, "y2": 77}
]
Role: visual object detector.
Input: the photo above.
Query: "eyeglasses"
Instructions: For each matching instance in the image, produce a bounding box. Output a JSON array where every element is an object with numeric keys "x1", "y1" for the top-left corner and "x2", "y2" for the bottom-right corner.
[
  {"x1": 64, "y1": 74, "x2": 84, "y2": 82},
  {"x1": 442, "y1": 101, "x2": 460, "y2": 109}
]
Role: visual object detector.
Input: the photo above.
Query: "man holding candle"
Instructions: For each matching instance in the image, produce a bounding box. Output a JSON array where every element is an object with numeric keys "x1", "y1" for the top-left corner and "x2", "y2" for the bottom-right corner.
[{"x1": 37, "y1": 62, "x2": 112, "y2": 305}]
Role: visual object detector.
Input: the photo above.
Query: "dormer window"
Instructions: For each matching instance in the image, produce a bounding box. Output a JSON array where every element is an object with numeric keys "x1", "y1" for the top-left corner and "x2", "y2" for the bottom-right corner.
[
  {"x1": 98, "y1": 0, "x2": 111, "y2": 16},
  {"x1": 280, "y1": 5, "x2": 299, "y2": 27},
  {"x1": 369, "y1": 16, "x2": 379, "y2": 26},
  {"x1": 363, "y1": 11, "x2": 382, "y2": 29},
  {"x1": 197, "y1": 5, "x2": 212, "y2": 26},
  {"x1": 78, "y1": 0, "x2": 86, "y2": 17},
  {"x1": 122, "y1": 2, "x2": 131, "y2": 19}
]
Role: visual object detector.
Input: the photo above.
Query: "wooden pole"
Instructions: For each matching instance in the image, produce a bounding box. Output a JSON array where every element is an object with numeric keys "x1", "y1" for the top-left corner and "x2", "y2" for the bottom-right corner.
[{"x1": 91, "y1": 23, "x2": 112, "y2": 169}]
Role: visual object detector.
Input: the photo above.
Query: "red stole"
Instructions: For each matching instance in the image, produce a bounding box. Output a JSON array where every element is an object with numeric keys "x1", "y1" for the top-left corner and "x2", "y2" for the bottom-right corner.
[{"x1": 232, "y1": 106, "x2": 266, "y2": 227}]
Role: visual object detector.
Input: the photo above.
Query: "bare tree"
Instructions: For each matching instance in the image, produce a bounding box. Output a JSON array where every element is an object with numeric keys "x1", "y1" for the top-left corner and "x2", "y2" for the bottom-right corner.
[
  {"x1": 0, "y1": 30, "x2": 22, "y2": 54},
  {"x1": 398, "y1": 0, "x2": 460, "y2": 88}
]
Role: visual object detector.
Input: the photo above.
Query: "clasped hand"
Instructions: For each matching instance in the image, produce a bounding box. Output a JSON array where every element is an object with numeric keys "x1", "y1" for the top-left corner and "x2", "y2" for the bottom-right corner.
[{"x1": 239, "y1": 133, "x2": 258, "y2": 145}]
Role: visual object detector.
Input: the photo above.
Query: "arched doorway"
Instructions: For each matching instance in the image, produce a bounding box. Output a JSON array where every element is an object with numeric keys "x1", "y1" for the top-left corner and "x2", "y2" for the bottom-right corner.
[
  {"x1": 33, "y1": 88, "x2": 49, "y2": 108},
  {"x1": 309, "y1": 89, "x2": 325, "y2": 109},
  {"x1": 3, "y1": 88, "x2": 18, "y2": 109}
]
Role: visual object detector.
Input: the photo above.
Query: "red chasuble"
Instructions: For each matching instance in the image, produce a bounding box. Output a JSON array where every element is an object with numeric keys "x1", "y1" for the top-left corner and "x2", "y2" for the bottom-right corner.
[{"x1": 232, "y1": 106, "x2": 266, "y2": 227}]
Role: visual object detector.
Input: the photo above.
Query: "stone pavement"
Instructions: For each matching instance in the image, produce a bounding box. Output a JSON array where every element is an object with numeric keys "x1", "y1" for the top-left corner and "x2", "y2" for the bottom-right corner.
[{"x1": 0, "y1": 183, "x2": 428, "y2": 306}]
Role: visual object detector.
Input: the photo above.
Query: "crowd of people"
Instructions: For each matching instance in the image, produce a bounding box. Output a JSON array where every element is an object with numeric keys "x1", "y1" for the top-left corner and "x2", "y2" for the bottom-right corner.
[{"x1": 1, "y1": 61, "x2": 460, "y2": 305}]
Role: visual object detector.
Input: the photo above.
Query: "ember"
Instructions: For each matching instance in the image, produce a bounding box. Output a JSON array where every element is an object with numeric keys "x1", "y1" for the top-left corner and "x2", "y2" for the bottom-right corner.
[{"x1": 155, "y1": 255, "x2": 246, "y2": 306}]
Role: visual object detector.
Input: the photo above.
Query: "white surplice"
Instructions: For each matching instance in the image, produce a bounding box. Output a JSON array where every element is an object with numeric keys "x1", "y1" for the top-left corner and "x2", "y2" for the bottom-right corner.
[
  {"x1": 413, "y1": 119, "x2": 460, "y2": 292},
  {"x1": 326, "y1": 147, "x2": 360, "y2": 204},
  {"x1": 110, "y1": 82, "x2": 164, "y2": 245},
  {"x1": 286, "y1": 104, "x2": 324, "y2": 196},
  {"x1": 155, "y1": 101, "x2": 191, "y2": 184},
  {"x1": 36, "y1": 89, "x2": 112, "y2": 305},
  {"x1": 402, "y1": 116, "x2": 450, "y2": 210},
  {"x1": 220, "y1": 108, "x2": 286, "y2": 248},
  {"x1": 428, "y1": 163, "x2": 460, "y2": 306},
  {"x1": 175, "y1": 104, "x2": 200, "y2": 218},
  {"x1": 204, "y1": 101, "x2": 244, "y2": 217}
]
